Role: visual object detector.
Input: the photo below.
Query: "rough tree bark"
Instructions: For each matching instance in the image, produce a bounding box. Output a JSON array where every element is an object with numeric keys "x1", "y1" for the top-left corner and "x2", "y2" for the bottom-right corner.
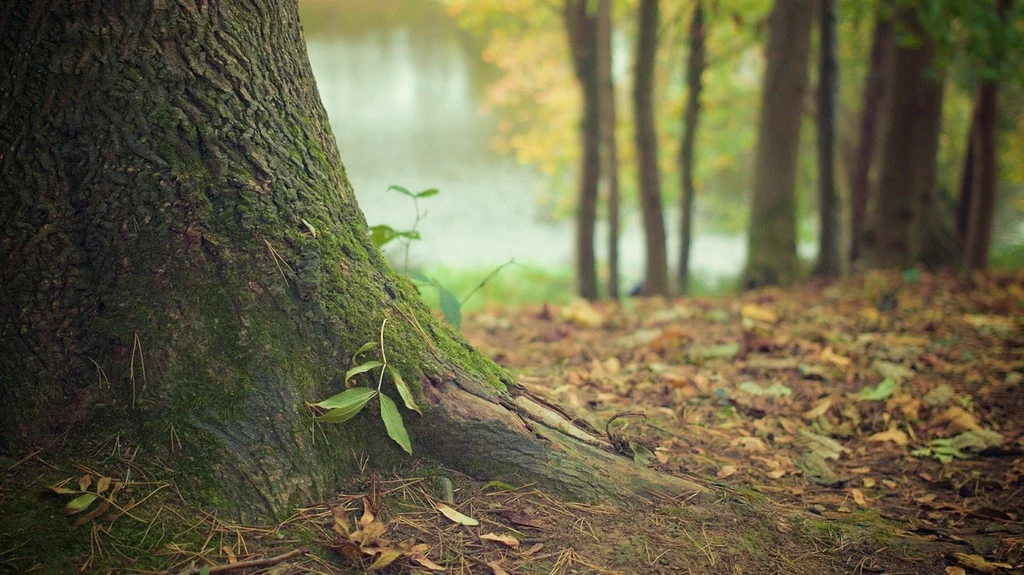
[
  {"x1": 566, "y1": 0, "x2": 601, "y2": 300},
  {"x1": 597, "y1": 0, "x2": 621, "y2": 299},
  {"x1": 964, "y1": 0, "x2": 1012, "y2": 271},
  {"x1": 864, "y1": 7, "x2": 951, "y2": 269},
  {"x1": 744, "y1": 0, "x2": 814, "y2": 288},
  {"x1": 814, "y1": 0, "x2": 841, "y2": 277},
  {"x1": 679, "y1": 2, "x2": 706, "y2": 294},
  {"x1": 0, "y1": 0, "x2": 705, "y2": 522},
  {"x1": 634, "y1": 0, "x2": 670, "y2": 296},
  {"x1": 848, "y1": 5, "x2": 892, "y2": 265}
]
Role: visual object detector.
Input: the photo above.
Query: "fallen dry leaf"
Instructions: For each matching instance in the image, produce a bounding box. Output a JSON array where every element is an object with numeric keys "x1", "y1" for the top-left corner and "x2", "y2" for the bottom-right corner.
[
  {"x1": 741, "y1": 303, "x2": 778, "y2": 324},
  {"x1": 480, "y1": 532, "x2": 519, "y2": 548},
  {"x1": 867, "y1": 428, "x2": 910, "y2": 446},
  {"x1": 435, "y1": 502, "x2": 479, "y2": 526}
]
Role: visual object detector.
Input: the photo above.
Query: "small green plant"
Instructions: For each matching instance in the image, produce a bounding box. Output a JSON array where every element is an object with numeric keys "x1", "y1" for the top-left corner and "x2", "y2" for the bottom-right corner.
[
  {"x1": 369, "y1": 184, "x2": 438, "y2": 271},
  {"x1": 367, "y1": 184, "x2": 513, "y2": 330},
  {"x1": 315, "y1": 318, "x2": 420, "y2": 454}
]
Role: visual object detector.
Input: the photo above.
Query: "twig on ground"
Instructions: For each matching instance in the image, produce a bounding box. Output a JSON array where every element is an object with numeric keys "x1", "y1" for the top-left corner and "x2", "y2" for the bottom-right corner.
[{"x1": 177, "y1": 546, "x2": 309, "y2": 575}]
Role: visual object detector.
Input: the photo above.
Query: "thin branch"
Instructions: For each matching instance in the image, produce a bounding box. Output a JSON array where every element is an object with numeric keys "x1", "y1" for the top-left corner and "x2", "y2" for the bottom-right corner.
[{"x1": 178, "y1": 547, "x2": 309, "y2": 575}]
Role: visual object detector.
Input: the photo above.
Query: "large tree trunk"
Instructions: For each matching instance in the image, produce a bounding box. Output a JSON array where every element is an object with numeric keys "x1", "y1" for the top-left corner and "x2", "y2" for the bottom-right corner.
[
  {"x1": 634, "y1": 0, "x2": 670, "y2": 296},
  {"x1": 744, "y1": 0, "x2": 814, "y2": 288},
  {"x1": 848, "y1": 6, "x2": 892, "y2": 265},
  {"x1": 864, "y1": 7, "x2": 949, "y2": 269},
  {"x1": 814, "y1": 0, "x2": 841, "y2": 277},
  {"x1": 963, "y1": 0, "x2": 1012, "y2": 271},
  {"x1": 566, "y1": 0, "x2": 601, "y2": 300},
  {"x1": 0, "y1": 0, "x2": 705, "y2": 522},
  {"x1": 679, "y1": 2, "x2": 706, "y2": 294},
  {"x1": 597, "y1": 0, "x2": 621, "y2": 299}
]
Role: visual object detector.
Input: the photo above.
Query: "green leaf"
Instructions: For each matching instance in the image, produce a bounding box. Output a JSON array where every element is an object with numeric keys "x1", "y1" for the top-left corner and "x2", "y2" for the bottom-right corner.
[
  {"x1": 319, "y1": 403, "x2": 371, "y2": 423},
  {"x1": 438, "y1": 286, "x2": 462, "y2": 329},
  {"x1": 63, "y1": 493, "x2": 98, "y2": 516},
  {"x1": 345, "y1": 361, "x2": 383, "y2": 384},
  {"x1": 352, "y1": 341, "x2": 377, "y2": 362},
  {"x1": 386, "y1": 184, "x2": 414, "y2": 198},
  {"x1": 369, "y1": 225, "x2": 400, "y2": 248},
  {"x1": 857, "y1": 377, "x2": 898, "y2": 401},
  {"x1": 629, "y1": 442, "x2": 656, "y2": 465},
  {"x1": 415, "y1": 188, "x2": 440, "y2": 198},
  {"x1": 410, "y1": 271, "x2": 434, "y2": 284},
  {"x1": 388, "y1": 365, "x2": 421, "y2": 415},
  {"x1": 379, "y1": 393, "x2": 412, "y2": 454},
  {"x1": 396, "y1": 230, "x2": 421, "y2": 241},
  {"x1": 300, "y1": 217, "x2": 317, "y2": 238},
  {"x1": 317, "y1": 386, "x2": 378, "y2": 411}
]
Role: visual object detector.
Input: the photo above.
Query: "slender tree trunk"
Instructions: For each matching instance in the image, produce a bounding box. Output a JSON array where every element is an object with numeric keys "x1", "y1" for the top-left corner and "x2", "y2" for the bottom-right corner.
[
  {"x1": 814, "y1": 0, "x2": 841, "y2": 277},
  {"x1": 679, "y1": 2, "x2": 706, "y2": 294},
  {"x1": 0, "y1": 0, "x2": 705, "y2": 522},
  {"x1": 848, "y1": 7, "x2": 892, "y2": 265},
  {"x1": 744, "y1": 0, "x2": 814, "y2": 288},
  {"x1": 956, "y1": 125, "x2": 975, "y2": 241},
  {"x1": 865, "y1": 7, "x2": 948, "y2": 269},
  {"x1": 597, "y1": 0, "x2": 621, "y2": 299},
  {"x1": 565, "y1": 0, "x2": 601, "y2": 300},
  {"x1": 634, "y1": 0, "x2": 669, "y2": 296},
  {"x1": 964, "y1": 0, "x2": 1012, "y2": 271},
  {"x1": 963, "y1": 88, "x2": 996, "y2": 270}
]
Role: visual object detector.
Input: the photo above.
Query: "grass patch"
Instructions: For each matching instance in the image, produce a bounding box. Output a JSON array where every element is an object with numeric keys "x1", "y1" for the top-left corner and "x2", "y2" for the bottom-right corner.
[
  {"x1": 990, "y1": 243, "x2": 1024, "y2": 270},
  {"x1": 408, "y1": 263, "x2": 742, "y2": 312}
]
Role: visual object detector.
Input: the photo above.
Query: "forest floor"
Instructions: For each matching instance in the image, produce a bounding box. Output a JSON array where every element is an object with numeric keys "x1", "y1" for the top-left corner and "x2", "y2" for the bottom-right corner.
[{"x1": 2, "y1": 270, "x2": 1022, "y2": 574}]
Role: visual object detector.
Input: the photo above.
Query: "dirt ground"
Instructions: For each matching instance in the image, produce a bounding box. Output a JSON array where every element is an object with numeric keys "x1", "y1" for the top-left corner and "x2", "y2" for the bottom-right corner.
[{"x1": 2, "y1": 270, "x2": 1021, "y2": 574}]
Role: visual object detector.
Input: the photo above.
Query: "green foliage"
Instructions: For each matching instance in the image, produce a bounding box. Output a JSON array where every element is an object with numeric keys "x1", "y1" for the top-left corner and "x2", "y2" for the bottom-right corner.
[
  {"x1": 315, "y1": 319, "x2": 420, "y2": 454},
  {"x1": 369, "y1": 185, "x2": 438, "y2": 270},
  {"x1": 368, "y1": 185, "x2": 512, "y2": 329}
]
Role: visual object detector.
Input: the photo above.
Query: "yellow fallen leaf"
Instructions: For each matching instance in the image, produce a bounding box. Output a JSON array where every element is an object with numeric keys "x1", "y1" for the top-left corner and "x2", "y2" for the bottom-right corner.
[
  {"x1": 862, "y1": 477, "x2": 876, "y2": 488},
  {"x1": 410, "y1": 553, "x2": 446, "y2": 571},
  {"x1": 933, "y1": 406, "x2": 981, "y2": 433},
  {"x1": 882, "y1": 479, "x2": 898, "y2": 489},
  {"x1": 435, "y1": 502, "x2": 479, "y2": 526},
  {"x1": 368, "y1": 548, "x2": 403, "y2": 570},
  {"x1": 953, "y1": 553, "x2": 1013, "y2": 573},
  {"x1": 480, "y1": 532, "x2": 519, "y2": 548},
  {"x1": 849, "y1": 466, "x2": 871, "y2": 474},
  {"x1": 560, "y1": 300, "x2": 605, "y2": 328},
  {"x1": 821, "y1": 347, "x2": 851, "y2": 368},
  {"x1": 850, "y1": 488, "x2": 868, "y2": 507},
  {"x1": 859, "y1": 308, "x2": 880, "y2": 322},
  {"x1": 945, "y1": 567, "x2": 967, "y2": 575},
  {"x1": 741, "y1": 303, "x2": 778, "y2": 324},
  {"x1": 731, "y1": 436, "x2": 769, "y2": 452},
  {"x1": 803, "y1": 397, "x2": 833, "y2": 420},
  {"x1": 717, "y1": 465, "x2": 737, "y2": 479},
  {"x1": 868, "y1": 428, "x2": 909, "y2": 446},
  {"x1": 488, "y1": 560, "x2": 509, "y2": 575},
  {"x1": 767, "y1": 469, "x2": 786, "y2": 479}
]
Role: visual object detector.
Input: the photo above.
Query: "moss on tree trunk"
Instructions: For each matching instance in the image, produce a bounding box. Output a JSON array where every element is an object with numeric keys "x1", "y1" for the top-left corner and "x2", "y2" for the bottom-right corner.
[{"x1": 0, "y1": 0, "x2": 706, "y2": 521}]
